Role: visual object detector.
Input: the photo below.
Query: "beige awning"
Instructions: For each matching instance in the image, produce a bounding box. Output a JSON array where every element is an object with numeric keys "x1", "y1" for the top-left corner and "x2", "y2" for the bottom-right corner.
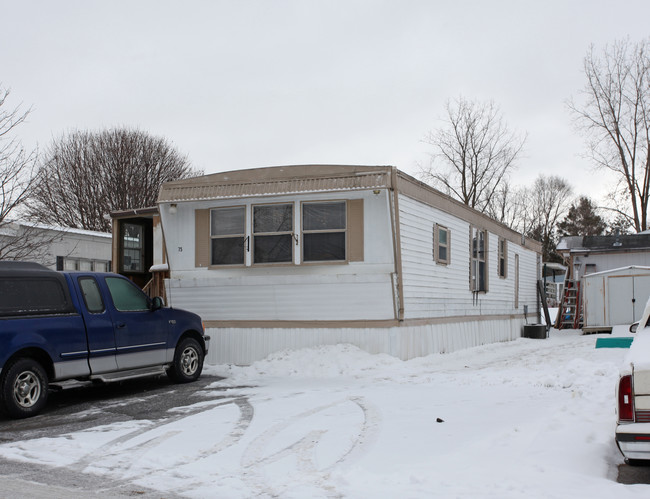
[{"x1": 157, "y1": 164, "x2": 393, "y2": 202}]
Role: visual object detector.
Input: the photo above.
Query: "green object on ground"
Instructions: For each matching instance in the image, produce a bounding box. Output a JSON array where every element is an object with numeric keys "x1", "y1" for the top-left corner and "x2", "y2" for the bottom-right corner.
[{"x1": 595, "y1": 337, "x2": 634, "y2": 349}]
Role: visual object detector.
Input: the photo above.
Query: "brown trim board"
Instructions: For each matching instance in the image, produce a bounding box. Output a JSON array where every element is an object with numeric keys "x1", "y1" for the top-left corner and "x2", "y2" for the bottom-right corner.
[{"x1": 204, "y1": 313, "x2": 527, "y2": 329}]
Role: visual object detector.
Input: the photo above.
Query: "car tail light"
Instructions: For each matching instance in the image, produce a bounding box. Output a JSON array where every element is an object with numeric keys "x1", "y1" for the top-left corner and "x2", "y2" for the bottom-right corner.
[{"x1": 619, "y1": 375, "x2": 635, "y2": 422}]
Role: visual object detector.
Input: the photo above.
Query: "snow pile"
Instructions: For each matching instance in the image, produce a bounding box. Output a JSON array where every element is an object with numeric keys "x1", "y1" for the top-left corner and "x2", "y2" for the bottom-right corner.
[
  {"x1": 0, "y1": 331, "x2": 644, "y2": 498},
  {"x1": 213, "y1": 343, "x2": 402, "y2": 381}
]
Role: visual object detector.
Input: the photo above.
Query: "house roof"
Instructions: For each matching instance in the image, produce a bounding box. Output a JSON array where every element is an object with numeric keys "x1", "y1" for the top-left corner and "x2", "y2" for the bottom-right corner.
[
  {"x1": 557, "y1": 234, "x2": 650, "y2": 253},
  {"x1": 158, "y1": 165, "x2": 393, "y2": 203},
  {"x1": 0, "y1": 220, "x2": 111, "y2": 239}
]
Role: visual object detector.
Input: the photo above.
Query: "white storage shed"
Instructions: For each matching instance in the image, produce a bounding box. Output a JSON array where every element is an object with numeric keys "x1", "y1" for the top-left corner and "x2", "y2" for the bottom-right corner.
[{"x1": 582, "y1": 266, "x2": 650, "y2": 332}]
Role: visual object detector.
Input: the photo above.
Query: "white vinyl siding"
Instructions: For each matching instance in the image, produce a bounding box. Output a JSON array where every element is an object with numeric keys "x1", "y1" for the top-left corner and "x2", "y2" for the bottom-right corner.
[
  {"x1": 164, "y1": 190, "x2": 395, "y2": 322},
  {"x1": 398, "y1": 195, "x2": 538, "y2": 320},
  {"x1": 167, "y1": 273, "x2": 395, "y2": 321}
]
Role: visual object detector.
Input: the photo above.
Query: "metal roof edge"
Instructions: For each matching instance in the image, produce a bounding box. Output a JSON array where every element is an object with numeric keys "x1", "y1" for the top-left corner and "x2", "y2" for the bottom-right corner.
[
  {"x1": 582, "y1": 265, "x2": 650, "y2": 278},
  {"x1": 157, "y1": 165, "x2": 394, "y2": 203},
  {"x1": 394, "y1": 170, "x2": 543, "y2": 254}
]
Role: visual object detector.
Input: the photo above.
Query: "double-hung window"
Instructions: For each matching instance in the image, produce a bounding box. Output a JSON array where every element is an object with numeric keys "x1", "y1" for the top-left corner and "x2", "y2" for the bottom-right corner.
[
  {"x1": 210, "y1": 206, "x2": 246, "y2": 265},
  {"x1": 498, "y1": 237, "x2": 507, "y2": 278},
  {"x1": 470, "y1": 227, "x2": 487, "y2": 292},
  {"x1": 197, "y1": 199, "x2": 363, "y2": 268},
  {"x1": 253, "y1": 203, "x2": 293, "y2": 263},
  {"x1": 122, "y1": 223, "x2": 144, "y2": 272},
  {"x1": 302, "y1": 201, "x2": 346, "y2": 262},
  {"x1": 434, "y1": 224, "x2": 450, "y2": 265}
]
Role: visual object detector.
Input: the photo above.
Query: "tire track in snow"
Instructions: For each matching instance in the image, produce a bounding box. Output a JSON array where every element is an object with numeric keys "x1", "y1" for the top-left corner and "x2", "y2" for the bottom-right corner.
[
  {"x1": 73, "y1": 396, "x2": 253, "y2": 474},
  {"x1": 240, "y1": 396, "x2": 380, "y2": 497}
]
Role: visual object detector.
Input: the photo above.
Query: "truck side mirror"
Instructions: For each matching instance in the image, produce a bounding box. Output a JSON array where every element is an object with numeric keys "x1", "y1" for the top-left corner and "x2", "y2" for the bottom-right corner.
[
  {"x1": 151, "y1": 296, "x2": 164, "y2": 311},
  {"x1": 630, "y1": 322, "x2": 639, "y2": 334}
]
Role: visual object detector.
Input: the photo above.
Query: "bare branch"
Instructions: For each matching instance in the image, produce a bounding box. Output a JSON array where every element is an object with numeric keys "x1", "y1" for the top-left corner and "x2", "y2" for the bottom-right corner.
[
  {"x1": 0, "y1": 84, "x2": 42, "y2": 261},
  {"x1": 568, "y1": 38, "x2": 650, "y2": 232},
  {"x1": 420, "y1": 96, "x2": 526, "y2": 213},
  {"x1": 26, "y1": 127, "x2": 202, "y2": 232}
]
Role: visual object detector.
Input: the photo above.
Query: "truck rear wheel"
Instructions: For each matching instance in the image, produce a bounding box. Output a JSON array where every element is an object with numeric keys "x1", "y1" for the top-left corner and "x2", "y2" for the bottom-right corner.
[
  {"x1": 167, "y1": 338, "x2": 204, "y2": 383},
  {"x1": 1, "y1": 358, "x2": 49, "y2": 419}
]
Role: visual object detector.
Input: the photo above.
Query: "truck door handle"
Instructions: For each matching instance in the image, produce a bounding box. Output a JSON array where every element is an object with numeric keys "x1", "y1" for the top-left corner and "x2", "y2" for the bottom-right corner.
[{"x1": 116, "y1": 323, "x2": 126, "y2": 329}]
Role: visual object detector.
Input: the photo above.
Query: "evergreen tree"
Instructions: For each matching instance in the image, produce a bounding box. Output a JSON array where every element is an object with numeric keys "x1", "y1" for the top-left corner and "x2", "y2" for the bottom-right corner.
[
  {"x1": 557, "y1": 197, "x2": 607, "y2": 237},
  {"x1": 607, "y1": 214, "x2": 633, "y2": 235}
]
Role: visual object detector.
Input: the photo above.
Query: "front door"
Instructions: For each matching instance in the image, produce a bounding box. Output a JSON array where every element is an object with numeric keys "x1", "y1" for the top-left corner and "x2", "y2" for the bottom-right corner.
[{"x1": 102, "y1": 276, "x2": 169, "y2": 370}]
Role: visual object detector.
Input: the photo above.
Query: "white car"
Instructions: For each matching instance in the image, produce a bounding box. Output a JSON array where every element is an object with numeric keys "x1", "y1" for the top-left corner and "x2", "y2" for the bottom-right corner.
[{"x1": 616, "y1": 298, "x2": 650, "y2": 464}]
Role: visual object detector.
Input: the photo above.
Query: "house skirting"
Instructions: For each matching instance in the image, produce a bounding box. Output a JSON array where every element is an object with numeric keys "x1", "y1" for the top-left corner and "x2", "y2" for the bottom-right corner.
[{"x1": 204, "y1": 315, "x2": 526, "y2": 365}]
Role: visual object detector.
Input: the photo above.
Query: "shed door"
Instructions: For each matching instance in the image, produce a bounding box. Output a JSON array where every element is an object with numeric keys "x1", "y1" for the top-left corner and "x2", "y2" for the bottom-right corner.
[
  {"x1": 608, "y1": 274, "x2": 650, "y2": 325},
  {"x1": 608, "y1": 276, "x2": 634, "y2": 325},
  {"x1": 633, "y1": 275, "x2": 650, "y2": 320}
]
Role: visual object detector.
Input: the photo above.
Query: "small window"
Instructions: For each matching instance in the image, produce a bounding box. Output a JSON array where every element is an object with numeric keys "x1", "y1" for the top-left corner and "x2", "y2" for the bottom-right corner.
[
  {"x1": 253, "y1": 203, "x2": 293, "y2": 264},
  {"x1": 0, "y1": 278, "x2": 72, "y2": 316},
  {"x1": 105, "y1": 277, "x2": 149, "y2": 311},
  {"x1": 434, "y1": 224, "x2": 450, "y2": 265},
  {"x1": 94, "y1": 261, "x2": 108, "y2": 272},
  {"x1": 302, "y1": 202, "x2": 346, "y2": 262},
  {"x1": 78, "y1": 277, "x2": 105, "y2": 313},
  {"x1": 211, "y1": 206, "x2": 246, "y2": 265},
  {"x1": 123, "y1": 223, "x2": 144, "y2": 272},
  {"x1": 471, "y1": 227, "x2": 487, "y2": 292},
  {"x1": 498, "y1": 238, "x2": 507, "y2": 278}
]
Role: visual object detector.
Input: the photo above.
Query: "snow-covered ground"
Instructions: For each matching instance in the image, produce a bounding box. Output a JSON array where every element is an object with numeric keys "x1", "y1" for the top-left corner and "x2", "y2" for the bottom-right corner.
[{"x1": 0, "y1": 328, "x2": 647, "y2": 498}]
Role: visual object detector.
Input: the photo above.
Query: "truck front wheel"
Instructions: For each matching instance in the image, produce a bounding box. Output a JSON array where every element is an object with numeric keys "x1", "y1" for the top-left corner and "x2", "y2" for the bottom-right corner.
[
  {"x1": 168, "y1": 338, "x2": 204, "y2": 383},
  {"x1": 1, "y1": 358, "x2": 49, "y2": 419}
]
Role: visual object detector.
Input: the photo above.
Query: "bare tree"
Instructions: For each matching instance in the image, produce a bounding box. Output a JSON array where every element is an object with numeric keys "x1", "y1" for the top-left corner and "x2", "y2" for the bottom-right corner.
[
  {"x1": 484, "y1": 182, "x2": 528, "y2": 231},
  {"x1": 420, "y1": 96, "x2": 526, "y2": 212},
  {"x1": 0, "y1": 86, "x2": 57, "y2": 261},
  {"x1": 568, "y1": 38, "x2": 650, "y2": 232},
  {"x1": 28, "y1": 128, "x2": 201, "y2": 232},
  {"x1": 524, "y1": 175, "x2": 573, "y2": 262}
]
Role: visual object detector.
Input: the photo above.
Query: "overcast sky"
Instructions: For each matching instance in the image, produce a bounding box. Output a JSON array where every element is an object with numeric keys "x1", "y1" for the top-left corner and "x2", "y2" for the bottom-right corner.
[{"x1": 3, "y1": 1, "x2": 650, "y2": 201}]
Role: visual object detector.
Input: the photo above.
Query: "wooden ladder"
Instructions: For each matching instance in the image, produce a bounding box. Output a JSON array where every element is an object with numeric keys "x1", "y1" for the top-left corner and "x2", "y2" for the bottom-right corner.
[{"x1": 556, "y1": 279, "x2": 582, "y2": 329}]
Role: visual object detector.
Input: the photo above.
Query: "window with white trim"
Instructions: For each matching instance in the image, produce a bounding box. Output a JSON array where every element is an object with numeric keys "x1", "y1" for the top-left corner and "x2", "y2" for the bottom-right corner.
[
  {"x1": 470, "y1": 227, "x2": 487, "y2": 292},
  {"x1": 434, "y1": 224, "x2": 450, "y2": 265},
  {"x1": 253, "y1": 203, "x2": 293, "y2": 264},
  {"x1": 122, "y1": 223, "x2": 144, "y2": 272},
  {"x1": 210, "y1": 206, "x2": 246, "y2": 265},
  {"x1": 302, "y1": 201, "x2": 346, "y2": 262},
  {"x1": 498, "y1": 237, "x2": 507, "y2": 278},
  {"x1": 198, "y1": 199, "x2": 363, "y2": 268}
]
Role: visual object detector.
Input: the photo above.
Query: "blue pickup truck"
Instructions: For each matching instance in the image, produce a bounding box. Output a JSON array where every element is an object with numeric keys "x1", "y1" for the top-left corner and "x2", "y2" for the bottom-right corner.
[{"x1": 0, "y1": 261, "x2": 209, "y2": 419}]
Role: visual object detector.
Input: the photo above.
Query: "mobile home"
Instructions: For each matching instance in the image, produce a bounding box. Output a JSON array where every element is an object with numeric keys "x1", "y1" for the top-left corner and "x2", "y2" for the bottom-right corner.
[{"x1": 157, "y1": 165, "x2": 542, "y2": 364}]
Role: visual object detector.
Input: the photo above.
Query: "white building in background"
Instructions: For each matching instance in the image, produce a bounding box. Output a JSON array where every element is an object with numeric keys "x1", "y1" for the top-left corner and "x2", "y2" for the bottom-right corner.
[
  {"x1": 156, "y1": 165, "x2": 542, "y2": 365},
  {"x1": 557, "y1": 234, "x2": 650, "y2": 331},
  {"x1": 0, "y1": 221, "x2": 112, "y2": 271}
]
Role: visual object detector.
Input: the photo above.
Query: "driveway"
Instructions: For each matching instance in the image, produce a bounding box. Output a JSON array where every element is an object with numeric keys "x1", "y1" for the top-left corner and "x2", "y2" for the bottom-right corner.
[{"x1": 0, "y1": 375, "x2": 228, "y2": 498}]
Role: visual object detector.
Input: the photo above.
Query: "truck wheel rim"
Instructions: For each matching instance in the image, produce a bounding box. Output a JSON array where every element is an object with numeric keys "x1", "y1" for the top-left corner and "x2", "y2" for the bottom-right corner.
[
  {"x1": 13, "y1": 371, "x2": 41, "y2": 408},
  {"x1": 180, "y1": 347, "x2": 199, "y2": 376}
]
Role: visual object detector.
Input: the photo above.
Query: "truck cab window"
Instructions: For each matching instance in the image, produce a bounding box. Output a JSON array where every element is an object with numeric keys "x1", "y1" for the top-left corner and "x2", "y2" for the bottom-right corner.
[
  {"x1": 78, "y1": 277, "x2": 105, "y2": 313},
  {"x1": 105, "y1": 277, "x2": 149, "y2": 311}
]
